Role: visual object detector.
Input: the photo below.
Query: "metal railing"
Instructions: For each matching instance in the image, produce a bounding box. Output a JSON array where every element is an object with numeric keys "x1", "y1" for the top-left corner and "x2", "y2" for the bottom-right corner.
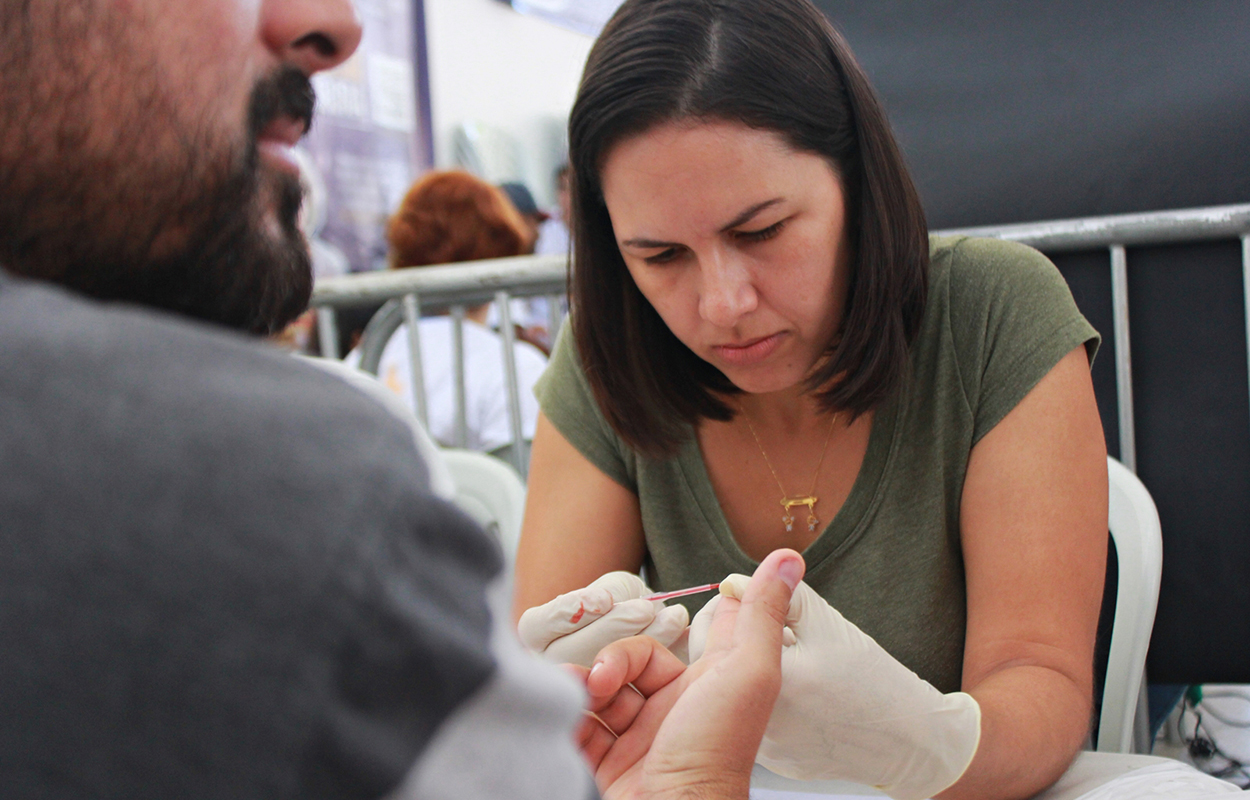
[
  {"x1": 310, "y1": 203, "x2": 1250, "y2": 478},
  {"x1": 312, "y1": 253, "x2": 568, "y2": 475},
  {"x1": 938, "y1": 203, "x2": 1250, "y2": 472}
]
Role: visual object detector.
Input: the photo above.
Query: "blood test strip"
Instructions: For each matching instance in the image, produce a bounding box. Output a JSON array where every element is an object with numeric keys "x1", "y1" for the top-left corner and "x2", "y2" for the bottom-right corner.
[{"x1": 640, "y1": 582, "x2": 721, "y2": 602}]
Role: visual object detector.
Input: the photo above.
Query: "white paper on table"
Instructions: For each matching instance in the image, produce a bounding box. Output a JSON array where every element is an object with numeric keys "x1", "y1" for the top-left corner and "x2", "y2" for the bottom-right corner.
[
  {"x1": 1072, "y1": 762, "x2": 1242, "y2": 800},
  {"x1": 752, "y1": 792, "x2": 879, "y2": 800},
  {"x1": 750, "y1": 763, "x2": 887, "y2": 799}
]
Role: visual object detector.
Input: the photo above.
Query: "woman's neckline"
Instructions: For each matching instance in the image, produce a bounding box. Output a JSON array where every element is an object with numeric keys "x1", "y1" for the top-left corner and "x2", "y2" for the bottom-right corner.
[{"x1": 678, "y1": 380, "x2": 906, "y2": 570}]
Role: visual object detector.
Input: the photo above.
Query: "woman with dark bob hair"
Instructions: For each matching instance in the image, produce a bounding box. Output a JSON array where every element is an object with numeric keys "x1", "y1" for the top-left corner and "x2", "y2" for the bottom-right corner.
[{"x1": 515, "y1": 1, "x2": 1106, "y2": 798}]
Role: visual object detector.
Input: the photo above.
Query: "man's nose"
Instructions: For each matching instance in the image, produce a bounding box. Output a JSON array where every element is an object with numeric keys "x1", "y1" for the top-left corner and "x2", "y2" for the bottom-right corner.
[
  {"x1": 698, "y1": 251, "x2": 758, "y2": 327},
  {"x1": 262, "y1": 0, "x2": 364, "y2": 75}
]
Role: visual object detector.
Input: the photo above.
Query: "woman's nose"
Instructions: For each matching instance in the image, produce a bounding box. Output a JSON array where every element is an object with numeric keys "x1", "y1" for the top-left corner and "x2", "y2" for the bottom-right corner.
[
  {"x1": 262, "y1": 0, "x2": 364, "y2": 75},
  {"x1": 698, "y1": 251, "x2": 758, "y2": 327}
]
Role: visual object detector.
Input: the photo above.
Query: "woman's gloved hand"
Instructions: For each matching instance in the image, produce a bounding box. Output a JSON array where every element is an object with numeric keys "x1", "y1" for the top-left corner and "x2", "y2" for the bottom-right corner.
[
  {"x1": 689, "y1": 575, "x2": 981, "y2": 800},
  {"x1": 516, "y1": 572, "x2": 690, "y2": 667}
]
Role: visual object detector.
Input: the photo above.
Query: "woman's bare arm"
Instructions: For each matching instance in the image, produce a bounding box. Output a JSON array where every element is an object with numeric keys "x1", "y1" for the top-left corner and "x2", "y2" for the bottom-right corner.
[
  {"x1": 940, "y1": 346, "x2": 1108, "y2": 799},
  {"x1": 512, "y1": 412, "x2": 648, "y2": 622}
]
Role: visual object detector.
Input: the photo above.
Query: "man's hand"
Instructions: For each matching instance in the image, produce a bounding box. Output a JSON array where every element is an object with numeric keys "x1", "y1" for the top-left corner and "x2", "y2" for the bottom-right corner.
[{"x1": 570, "y1": 549, "x2": 805, "y2": 800}]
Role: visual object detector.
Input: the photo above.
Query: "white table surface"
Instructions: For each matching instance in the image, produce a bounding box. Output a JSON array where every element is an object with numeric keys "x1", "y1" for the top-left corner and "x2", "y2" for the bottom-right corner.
[{"x1": 748, "y1": 752, "x2": 1242, "y2": 800}]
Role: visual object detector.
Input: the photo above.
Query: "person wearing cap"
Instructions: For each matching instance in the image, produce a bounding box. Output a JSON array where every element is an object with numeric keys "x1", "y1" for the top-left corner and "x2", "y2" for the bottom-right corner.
[
  {"x1": 499, "y1": 181, "x2": 550, "y2": 250},
  {"x1": 534, "y1": 164, "x2": 574, "y2": 259},
  {"x1": 498, "y1": 180, "x2": 563, "y2": 353}
]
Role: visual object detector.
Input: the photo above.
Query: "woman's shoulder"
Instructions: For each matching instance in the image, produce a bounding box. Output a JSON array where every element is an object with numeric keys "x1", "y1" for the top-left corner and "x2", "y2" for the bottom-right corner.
[
  {"x1": 927, "y1": 234, "x2": 1078, "y2": 321},
  {"x1": 918, "y1": 234, "x2": 1099, "y2": 443},
  {"x1": 930, "y1": 233, "x2": 1063, "y2": 284},
  {"x1": 534, "y1": 319, "x2": 641, "y2": 488},
  {"x1": 536, "y1": 320, "x2": 588, "y2": 397}
]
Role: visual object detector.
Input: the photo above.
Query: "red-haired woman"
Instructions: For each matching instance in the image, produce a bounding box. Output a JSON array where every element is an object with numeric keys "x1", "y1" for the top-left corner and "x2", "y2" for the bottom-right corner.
[{"x1": 362, "y1": 170, "x2": 547, "y2": 454}]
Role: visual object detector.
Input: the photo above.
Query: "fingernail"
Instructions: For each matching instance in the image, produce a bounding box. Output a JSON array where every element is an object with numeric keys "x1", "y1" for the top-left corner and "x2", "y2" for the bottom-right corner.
[
  {"x1": 777, "y1": 556, "x2": 803, "y2": 590},
  {"x1": 589, "y1": 661, "x2": 603, "y2": 678}
]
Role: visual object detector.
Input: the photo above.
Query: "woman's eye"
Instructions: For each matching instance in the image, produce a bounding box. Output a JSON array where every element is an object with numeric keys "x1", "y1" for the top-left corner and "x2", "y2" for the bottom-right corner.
[
  {"x1": 736, "y1": 220, "x2": 786, "y2": 243},
  {"x1": 644, "y1": 247, "x2": 682, "y2": 264}
]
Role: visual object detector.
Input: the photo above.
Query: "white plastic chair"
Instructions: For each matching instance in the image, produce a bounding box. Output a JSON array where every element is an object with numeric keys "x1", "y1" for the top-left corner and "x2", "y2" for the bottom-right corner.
[
  {"x1": 1096, "y1": 456, "x2": 1164, "y2": 753},
  {"x1": 441, "y1": 448, "x2": 527, "y2": 564}
]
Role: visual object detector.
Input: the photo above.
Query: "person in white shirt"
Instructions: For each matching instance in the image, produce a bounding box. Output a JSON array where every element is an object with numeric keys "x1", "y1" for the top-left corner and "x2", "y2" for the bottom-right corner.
[
  {"x1": 534, "y1": 164, "x2": 573, "y2": 259},
  {"x1": 373, "y1": 312, "x2": 547, "y2": 452},
  {"x1": 359, "y1": 170, "x2": 548, "y2": 453},
  {"x1": 493, "y1": 180, "x2": 564, "y2": 353}
]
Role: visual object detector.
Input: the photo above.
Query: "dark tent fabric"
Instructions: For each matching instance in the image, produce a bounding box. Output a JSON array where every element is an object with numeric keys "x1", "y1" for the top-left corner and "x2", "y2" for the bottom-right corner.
[
  {"x1": 814, "y1": 0, "x2": 1250, "y2": 227},
  {"x1": 814, "y1": 0, "x2": 1250, "y2": 683}
]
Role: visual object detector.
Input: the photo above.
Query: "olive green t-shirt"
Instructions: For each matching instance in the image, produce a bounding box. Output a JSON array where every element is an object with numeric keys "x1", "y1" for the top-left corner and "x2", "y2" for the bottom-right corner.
[{"x1": 535, "y1": 235, "x2": 1099, "y2": 692}]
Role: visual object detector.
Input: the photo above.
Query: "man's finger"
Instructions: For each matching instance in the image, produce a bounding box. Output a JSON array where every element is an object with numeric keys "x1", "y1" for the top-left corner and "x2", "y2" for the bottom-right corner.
[
  {"x1": 585, "y1": 634, "x2": 685, "y2": 701},
  {"x1": 588, "y1": 680, "x2": 646, "y2": 735},
  {"x1": 728, "y1": 549, "x2": 804, "y2": 665},
  {"x1": 686, "y1": 593, "x2": 723, "y2": 663},
  {"x1": 575, "y1": 713, "x2": 618, "y2": 771},
  {"x1": 779, "y1": 577, "x2": 841, "y2": 641}
]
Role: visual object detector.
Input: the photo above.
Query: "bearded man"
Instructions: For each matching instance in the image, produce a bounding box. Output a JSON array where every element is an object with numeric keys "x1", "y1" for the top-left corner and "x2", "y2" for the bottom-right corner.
[
  {"x1": 0, "y1": 2, "x2": 799, "y2": 799},
  {"x1": 0, "y1": 2, "x2": 605, "y2": 798}
]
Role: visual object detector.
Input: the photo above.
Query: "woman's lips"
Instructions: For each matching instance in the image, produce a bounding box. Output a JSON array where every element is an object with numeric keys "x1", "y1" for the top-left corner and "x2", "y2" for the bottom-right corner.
[{"x1": 712, "y1": 332, "x2": 786, "y2": 366}]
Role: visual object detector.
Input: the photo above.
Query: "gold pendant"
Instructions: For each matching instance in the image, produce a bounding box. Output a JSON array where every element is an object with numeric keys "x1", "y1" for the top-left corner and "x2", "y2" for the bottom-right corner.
[{"x1": 780, "y1": 496, "x2": 819, "y2": 533}]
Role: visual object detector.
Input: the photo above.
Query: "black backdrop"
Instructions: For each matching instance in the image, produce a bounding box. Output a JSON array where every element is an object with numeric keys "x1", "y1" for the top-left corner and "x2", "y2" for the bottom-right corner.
[{"x1": 812, "y1": 0, "x2": 1250, "y2": 683}]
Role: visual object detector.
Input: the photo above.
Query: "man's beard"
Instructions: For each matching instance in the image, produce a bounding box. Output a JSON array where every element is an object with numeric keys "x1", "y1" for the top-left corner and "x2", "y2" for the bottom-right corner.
[{"x1": 1, "y1": 63, "x2": 317, "y2": 336}]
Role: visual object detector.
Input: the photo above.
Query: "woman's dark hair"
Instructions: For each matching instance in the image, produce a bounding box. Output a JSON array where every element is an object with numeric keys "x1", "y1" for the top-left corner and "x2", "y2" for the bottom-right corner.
[{"x1": 567, "y1": 0, "x2": 929, "y2": 457}]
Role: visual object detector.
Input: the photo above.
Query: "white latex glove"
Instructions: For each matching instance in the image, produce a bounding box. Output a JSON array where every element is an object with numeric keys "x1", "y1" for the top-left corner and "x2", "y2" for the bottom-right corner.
[
  {"x1": 691, "y1": 575, "x2": 980, "y2": 800},
  {"x1": 516, "y1": 572, "x2": 689, "y2": 667},
  {"x1": 689, "y1": 593, "x2": 796, "y2": 654}
]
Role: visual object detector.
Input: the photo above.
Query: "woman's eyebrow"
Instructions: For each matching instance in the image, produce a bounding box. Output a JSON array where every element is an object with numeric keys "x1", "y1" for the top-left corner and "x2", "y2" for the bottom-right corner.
[
  {"x1": 719, "y1": 198, "x2": 784, "y2": 232},
  {"x1": 620, "y1": 198, "x2": 786, "y2": 249},
  {"x1": 621, "y1": 235, "x2": 678, "y2": 249}
]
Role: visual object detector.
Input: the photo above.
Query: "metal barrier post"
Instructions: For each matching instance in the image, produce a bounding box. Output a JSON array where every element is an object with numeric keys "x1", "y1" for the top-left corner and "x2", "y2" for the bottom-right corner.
[
  {"x1": 1243, "y1": 235, "x2": 1250, "y2": 440},
  {"x1": 401, "y1": 293, "x2": 429, "y2": 429},
  {"x1": 547, "y1": 293, "x2": 564, "y2": 342},
  {"x1": 496, "y1": 291, "x2": 527, "y2": 476},
  {"x1": 1109, "y1": 244, "x2": 1136, "y2": 473},
  {"x1": 316, "y1": 306, "x2": 340, "y2": 360},
  {"x1": 450, "y1": 304, "x2": 468, "y2": 448}
]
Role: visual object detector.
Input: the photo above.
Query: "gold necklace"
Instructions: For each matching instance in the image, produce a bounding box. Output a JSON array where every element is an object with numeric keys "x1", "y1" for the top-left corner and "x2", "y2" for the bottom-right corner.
[{"x1": 740, "y1": 405, "x2": 840, "y2": 534}]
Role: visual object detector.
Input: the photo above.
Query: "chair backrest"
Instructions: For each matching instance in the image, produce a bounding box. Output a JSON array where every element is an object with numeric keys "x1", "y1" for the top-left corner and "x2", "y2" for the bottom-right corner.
[
  {"x1": 1096, "y1": 456, "x2": 1164, "y2": 752},
  {"x1": 441, "y1": 449, "x2": 527, "y2": 564}
]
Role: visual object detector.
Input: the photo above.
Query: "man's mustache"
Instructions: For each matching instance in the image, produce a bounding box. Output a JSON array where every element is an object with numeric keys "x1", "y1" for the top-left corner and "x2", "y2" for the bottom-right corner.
[{"x1": 249, "y1": 65, "x2": 316, "y2": 142}]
